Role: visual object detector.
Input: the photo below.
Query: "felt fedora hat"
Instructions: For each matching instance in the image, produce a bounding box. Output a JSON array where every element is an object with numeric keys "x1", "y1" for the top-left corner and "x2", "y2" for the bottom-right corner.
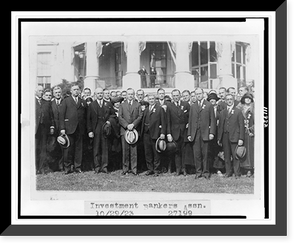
[
  {"x1": 165, "y1": 140, "x2": 177, "y2": 154},
  {"x1": 155, "y1": 137, "x2": 167, "y2": 153},
  {"x1": 102, "y1": 122, "x2": 111, "y2": 138},
  {"x1": 124, "y1": 129, "x2": 139, "y2": 145},
  {"x1": 57, "y1": 133, "x2": 70, "y2": 149},
  {"x1": 235, "y1": 145, "x2": 247, "y2": 160}
]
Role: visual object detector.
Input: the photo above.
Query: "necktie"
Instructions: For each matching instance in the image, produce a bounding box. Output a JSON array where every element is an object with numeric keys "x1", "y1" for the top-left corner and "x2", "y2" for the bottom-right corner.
[
  {"x1": 56, "y1": 100, "x2": 60, "y2": 105},
  {"x1": 75, "y1": 97, "x2": 78, "y2": 104},
  {"x1": 150, "y1": 105, "x2": 154, "y2": 112},
  {"x1": 228, "y1": 107, "x2": 231, "y2": 115},
  {"x1": 129, "y1": 101, "x2": 132, "y2": 111}
]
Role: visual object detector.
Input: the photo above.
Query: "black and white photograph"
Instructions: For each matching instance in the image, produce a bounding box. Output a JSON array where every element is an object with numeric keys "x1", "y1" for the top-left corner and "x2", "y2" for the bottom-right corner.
[{"x1": 7, "y1": 7, "x2": 288, "y2": 237}]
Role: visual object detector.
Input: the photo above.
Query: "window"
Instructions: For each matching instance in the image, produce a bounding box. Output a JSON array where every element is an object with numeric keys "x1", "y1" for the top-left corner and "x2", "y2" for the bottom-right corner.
[
  {"x1": 37, "y1": 52, "x2": 51, "y2": 89},
  {"x1": 232, "y1": 42, "x2": 248, "y2": 87},
  {"x1": 148, "y1": 42, "x2": 175, "y2": 88},
  {"x1": 191, "y1": 41, "x2": 218, "y2": 89},
  {"x1": 73, "y1": 43, "x2": 86, "y2": 80}
]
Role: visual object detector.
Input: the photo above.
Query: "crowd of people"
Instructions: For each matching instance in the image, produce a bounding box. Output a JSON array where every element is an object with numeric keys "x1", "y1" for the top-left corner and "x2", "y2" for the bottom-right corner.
[{"x1": 35, "y1": 83, "x2": 255, "y2": 179}]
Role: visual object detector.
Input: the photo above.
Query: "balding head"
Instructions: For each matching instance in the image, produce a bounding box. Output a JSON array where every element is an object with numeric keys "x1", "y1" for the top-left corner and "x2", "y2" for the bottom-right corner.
[
  {"x1": 35, "y1": 85, "x2": 44, "y2": 98},
  {"x1": 95, "y1": 87, "x2": 104, "y2": 100}
]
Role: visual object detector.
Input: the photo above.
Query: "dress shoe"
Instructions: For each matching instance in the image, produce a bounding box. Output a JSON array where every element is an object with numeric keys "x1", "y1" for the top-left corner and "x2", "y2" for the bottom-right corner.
[
  {"x1": 101, "y1": 168, "x2": 108, "y2": 174},
  {"x1": 145, "y1": 171, "x2": 154, "y2": 176},
  {"x1": 195, "y1": 174, "x2": 202, "y2": 179},
  {"x1": 223, "y1": 174, "x2": 231, "y2": 178},
  {"x1": 203, "y1": 174, "x2": 210, "y2": 180},
  {"x1": 121, "y1": 171, "x2": 128, "y2": 175},
  {"x1": 246, "y1": 171, "x2": 252, "y2": 177},
  {"x1": 74, "y1": 169, "x2": 82, "y2": 173}
]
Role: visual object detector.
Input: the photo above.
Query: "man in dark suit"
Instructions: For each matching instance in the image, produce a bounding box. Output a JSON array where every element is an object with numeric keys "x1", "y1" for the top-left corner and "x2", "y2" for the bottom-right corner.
[
  {"x1": 136, "y1": 89, "x2": 148, "y2": 172},
  {"x1": 35, "y1": 85, "x2": 55, "y2": 174},
  {"x1": 166, "y1": 89, "x2": 190, "y2": 176},
  {"x1": 138, "y1": 66, "x2": 148, "y2": 88},
  {"x1": 59, "y1": 84, "x2": 87, "y2": 174},
  {"x1": 50, "y1": 86, "x2": 64, "y2": 171},
  {"x1": 218, "y1": 93, "x2": 245, "y2": 178},
  {"x1": 87, "y1": 88, "x2": 115, "y2": 174},
  {"x1": 217, "y1": 87, "x2": 227, "y2": 112},
  {"x1": 187, "y1": 88, "x2": 216, "y2": 179},
  {"x1": 141, "y1": 94, "x2": 166, "y2": 175},
  {"x1": 156, "y1": 88, "x2": 171, "y2": 173},
  {"x1": 118, "y1": 88, "x2": 143, "y2": 175}
]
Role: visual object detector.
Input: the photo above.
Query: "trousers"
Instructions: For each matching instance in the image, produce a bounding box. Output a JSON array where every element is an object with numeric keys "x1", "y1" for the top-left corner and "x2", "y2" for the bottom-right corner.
[
  {"x1": 192, "y1": 128, "x2": 209, "y2": 176},
  {"x1": 222, "y1": 132, "x2": 240, "y2": 176},
  {"x1": 143, "y1": 132, "x2": 160, "y2": 173},
  {"x1": 64, "y1": 125, "x2": 83, "y2": 173},
  {"x1": 121, "y1": 135, "x2": 137, "y2": 174}
]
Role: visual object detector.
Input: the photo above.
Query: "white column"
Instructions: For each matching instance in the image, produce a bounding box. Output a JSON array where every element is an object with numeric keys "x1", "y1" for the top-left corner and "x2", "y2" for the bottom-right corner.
[
  {"x1": 58, "y1": 42, "x2": 74, "y2": 83},
  {"x1": 216, "y1": 40, "x2": 237, "y2": 89},
  {"x1": 174, "y1": 41, "x2": 194, "y2": 91},
  {"x1": 122, "y1": 40, "x2": 141, "y2": 90},
  {"x1": 85, "y1": 41, "x2": 99, "y2": 92}
]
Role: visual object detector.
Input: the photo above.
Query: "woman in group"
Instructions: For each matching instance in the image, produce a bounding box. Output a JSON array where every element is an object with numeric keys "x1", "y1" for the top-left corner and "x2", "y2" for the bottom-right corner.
[
  {"x1": 108, "y1": 97, "x2": 124, "y2": 171},
  {"x1": 238, "y1": 93, "x2": 255, "y2": 177}
]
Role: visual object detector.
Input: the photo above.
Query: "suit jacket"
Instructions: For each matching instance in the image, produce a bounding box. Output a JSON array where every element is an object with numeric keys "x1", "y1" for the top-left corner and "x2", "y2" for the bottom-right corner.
[
  {"x1": 218, "y1": 106, "x2": 245, "y2": 143},
  {"x1": 118, "y1": 100, "x2": 143, "y2": 136},
  {"x1": 36, "y1": 98, "x2": 54, "y2": 134},
  {"x1": 51, "y1": 98, "x2": 63, "y2": 132},
  {"x1": 141, "y1": 103, "x2": 166, "y2": 140},
  {"x1": 87, "y1": 100, "x2": 115, "y2": 134},
  {"x1": 166, "y1": 100, "x2": 190, "y2": 141},
  {"x1": 59, "y1": 96, "x2": 87, "y2": 135},
  {"x1": 187, "y1": 99, "x2": 216, "y2": 142},
  {"x1": 217, "y1": 99, "x2": 239, "y2": 112}
]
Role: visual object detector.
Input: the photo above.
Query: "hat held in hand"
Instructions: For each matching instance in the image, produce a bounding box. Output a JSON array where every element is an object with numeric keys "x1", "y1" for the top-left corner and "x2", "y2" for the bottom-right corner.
[
  {"x1": 235, "y1": 145, "x2": 247, "y2": 159},
  {"x1": 57, "y1": 133, "x2": 70, "y2": 149},
  {"x1": 124, "y1": 129, "x2": 139, "y2": 145},
  {"x1": 155, "y1": 137, "x2": 167, "y2": 153}
]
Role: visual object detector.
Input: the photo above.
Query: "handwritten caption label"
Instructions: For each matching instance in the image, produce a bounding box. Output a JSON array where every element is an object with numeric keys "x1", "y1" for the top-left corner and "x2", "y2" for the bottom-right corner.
[{"x1": 84, "y1": 200, "x2": 211, "y2": 216}]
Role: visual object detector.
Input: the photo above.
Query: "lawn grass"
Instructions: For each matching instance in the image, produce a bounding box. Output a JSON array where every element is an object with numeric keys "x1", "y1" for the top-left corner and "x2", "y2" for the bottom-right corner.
[{"x1": 36, "y1": 170, "x2": 254, "y2": 194}]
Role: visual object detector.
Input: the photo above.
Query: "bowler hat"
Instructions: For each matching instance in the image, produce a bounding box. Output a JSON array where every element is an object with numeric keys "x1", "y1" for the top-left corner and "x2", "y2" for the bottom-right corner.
[
  {"x1": 57, "y1": 134, "x2": 70, "y2": 149},
  {"x1": 165, "y1": 140, "x2": 177, "y2": 154},
  {"x1": 155, "y1": 137, "x2": 167, "y2": 153},
  {"x1": 124, "y1": 129, "x2": 139, "y2": 145},
  {"x1": 207, "y1": 92, "x2": 220, "y2": 102},
  {"x1": 102, "y1": 122, "x2": 111, "y2": 138},
  {"x1": 235, "y1": 145, "x2": 247, "y2": 159}
]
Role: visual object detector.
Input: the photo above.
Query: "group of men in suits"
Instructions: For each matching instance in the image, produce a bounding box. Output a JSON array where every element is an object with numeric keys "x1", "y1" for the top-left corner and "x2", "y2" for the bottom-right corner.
[{"x1": 35, "y1": 83, "x2": 248, "y2": 179}]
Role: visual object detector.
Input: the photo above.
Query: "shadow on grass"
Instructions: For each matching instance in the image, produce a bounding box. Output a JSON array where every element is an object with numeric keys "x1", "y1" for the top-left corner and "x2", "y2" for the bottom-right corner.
[{"x1": 36, "y1": 170, "x2": 254, "y2": 194}]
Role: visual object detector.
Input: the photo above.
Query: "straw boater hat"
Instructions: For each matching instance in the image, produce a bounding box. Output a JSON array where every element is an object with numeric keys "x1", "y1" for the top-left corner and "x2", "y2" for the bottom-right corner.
[
  {"x1": 57, "y1": 133, "x2": 70, "y2": 149},
  {"x1": 155, "y1": 137, "x2": 167, "y2": 153},
  {"x1": 124, "y1": 129, "x2": 139, "y2": 145}
]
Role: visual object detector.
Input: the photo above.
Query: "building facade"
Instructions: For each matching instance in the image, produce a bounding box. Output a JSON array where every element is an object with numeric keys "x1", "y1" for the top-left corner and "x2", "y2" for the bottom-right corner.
[{"x1": 32, "y1": 36, "x2": 257, "y2": 94}]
